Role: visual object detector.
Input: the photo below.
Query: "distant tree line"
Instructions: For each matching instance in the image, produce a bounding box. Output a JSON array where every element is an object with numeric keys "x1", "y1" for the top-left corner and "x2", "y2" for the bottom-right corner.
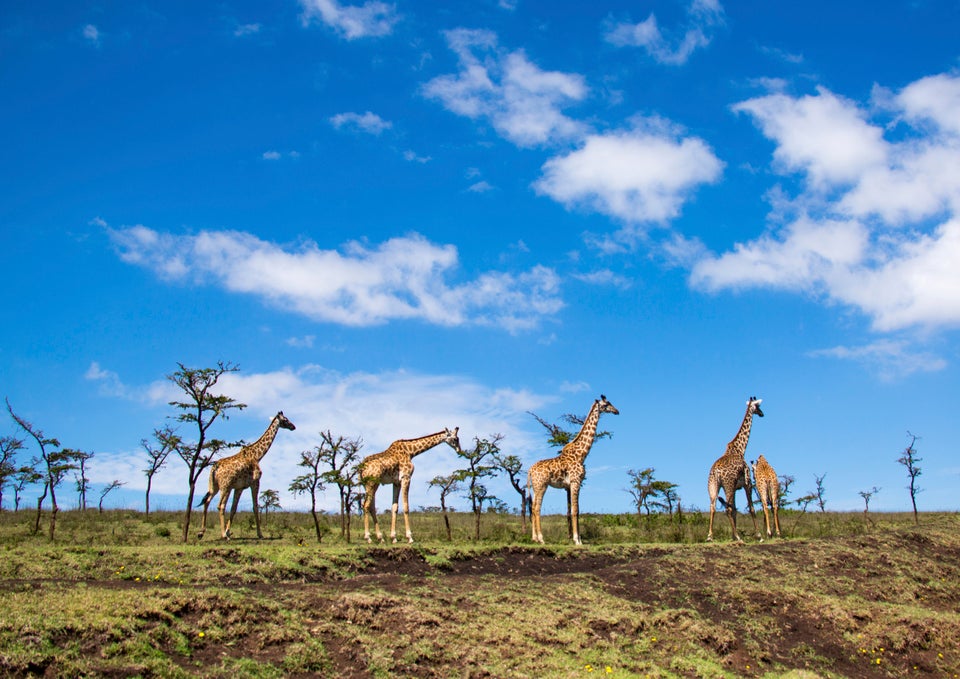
[{"x1": 0, "y1": 361, "x2": 929, "y2": 542}]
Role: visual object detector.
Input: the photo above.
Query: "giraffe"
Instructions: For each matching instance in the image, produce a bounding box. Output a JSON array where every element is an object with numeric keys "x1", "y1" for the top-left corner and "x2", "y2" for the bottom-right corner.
[
  {"x1": 197, "y1": 411, "x2": 296, "y2": 540},
  {"x1": 751, "y1": 454, "x2": 782, "y2": 538},
  {"x1": 528, "y1": 395, "x2": 619, "y2": 545},
  {"x1": 360, "y1": 427, "x2": 461, "y2": 544},
  {"x1": 707, "y1": 397, "x2": 764, "y2": 543}
]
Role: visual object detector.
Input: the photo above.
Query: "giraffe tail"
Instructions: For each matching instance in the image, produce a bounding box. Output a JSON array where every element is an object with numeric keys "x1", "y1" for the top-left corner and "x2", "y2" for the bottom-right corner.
[{"x1": 196, "y1": 492, "x2": 211, "y2": 508}]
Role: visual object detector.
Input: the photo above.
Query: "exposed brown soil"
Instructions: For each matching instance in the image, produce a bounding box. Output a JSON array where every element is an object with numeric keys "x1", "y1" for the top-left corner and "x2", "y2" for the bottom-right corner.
[{"x1": 5, "y1": 527, "x2": 960, "y2": 677}]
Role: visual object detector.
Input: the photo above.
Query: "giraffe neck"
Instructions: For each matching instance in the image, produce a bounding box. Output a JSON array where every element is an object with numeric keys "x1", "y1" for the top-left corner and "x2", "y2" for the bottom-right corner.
[
  {"x1": 561, "y1": 400, "x2": 602, "y2": 463},
  {"x1": 401, "y1": 430, "x2": 449, "y2": 459},
  {"x1": 245, "y1": 416, "x2": 282, "y2": 461},
  {"x1": 726, "y1": 405, "x2": 754, "y2": 459}
]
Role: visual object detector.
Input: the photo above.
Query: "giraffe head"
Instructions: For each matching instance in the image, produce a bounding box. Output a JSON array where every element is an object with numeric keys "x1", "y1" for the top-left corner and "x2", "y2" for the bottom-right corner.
[
  {"x1": 598, "y1": 394, "x2": 620, "y2": 416},
  {"x1": 276, "y1": 411, "x2": 296, "y2": 431},
  {"x1": 747, "y1": 397, "x2": 764, "y2": 418},
  {"x1": 442, "y1": 427, "x2": 461, "y2": 452}
]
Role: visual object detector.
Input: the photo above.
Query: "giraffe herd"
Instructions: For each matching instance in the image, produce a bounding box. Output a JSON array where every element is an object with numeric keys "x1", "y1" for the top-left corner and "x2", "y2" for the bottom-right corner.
[{"x1": 195, "y1": 395, "x2": 784, "y2": 544}]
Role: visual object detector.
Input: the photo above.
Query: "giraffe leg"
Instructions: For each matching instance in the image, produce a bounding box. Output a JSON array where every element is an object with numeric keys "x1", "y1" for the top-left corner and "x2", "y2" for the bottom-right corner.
[
  {"x1": 250, "y1": 480, "x2": 263, "y2": 539},
  {"x1": 362, "y1": 484, "x2": 375, "y2": 543},
  {"x1": 569, "y1": 482, "x2": 582, "y2": 546},
  {"x1": 225, "y1": 489, "x2": 243, "y2": 539},
  {"x1": 400, "y1": 478, "x2": 413, "y2": 543},
  {"x1": 706, "y1": 477, "x2": 719, "y2": 542},
  {"x1": 217, "y1": 490, "x2": 231, "y2": 540},
  {"x1": 566, "y1": 487, "x2": 573, "y2": 541},
  {"x1": 531, "y1": 485, "x2": 545, "y2": 544},
  {"x1": 197, "y1": 474, "x2": 219, "y2": 540},
  {"x1": 389, "y1": 483, "x2": 400, "y2": 543},
  {"x1": 724, "y1": 485, "x2": 741, "y2": 542},
  {"x1": 771, "y1": 487, "x2": 782, "y2": 537},
  {"x1": 744, "y1": 483, "x2": 761, "y2": 540}
]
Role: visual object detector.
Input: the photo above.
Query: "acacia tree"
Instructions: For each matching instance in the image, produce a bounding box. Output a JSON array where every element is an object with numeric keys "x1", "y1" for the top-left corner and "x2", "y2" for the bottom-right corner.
[
  {"x1": 428, "y1": 473, "x2": 461, "y2": 541},
  {"x1": 142, "y1": 425, "x2": 178, "y2": 515},
  {"x1": 316, "y1": 431, "x2": 363, "y2": 541},
  {"x1": 777, "y1": 474, "x2": 796, "y2": 509},
  {"x1": 70, "y1": 450, "x2": 94, "y2": 511},
  {"x1": 455, "y1": 434, "x2": 503, "y2": 540},
  {"x1": 98, "y1": 480, "x2": 125, "y2": 513},
  {"x1": 163, "y1": 362, "x2": 246, "y2": 543},
  {"x1": 898, "y1": 432, "x2": 923, "y2": 525},
  {"x1": 494, "y1": 453, "x2": 528, "y2": 530},
  {"x1": 290, "y1": 446, "x2": 328, "y2": 543},
  {"x1": 7, "y1": 400, "x2": 77, "y2": 540},
  {"x1": 814, "y1": 473, "x2": 828, "y2": 513},
  {"x1": 626, "y1": 467, "x2": 658, "y2": 520},
  {"x1": 259, "y1": 489, "x2": 281, "y2": 526},
  {"x1": 859, "y1": 486, "x2": 880, "y2": 518},
  {"x1": 0, "y1": 435, "x2": 25, "y2": 510},
  {"x1": 12, "y1": 465, "x2": 41, "y2": 512}
]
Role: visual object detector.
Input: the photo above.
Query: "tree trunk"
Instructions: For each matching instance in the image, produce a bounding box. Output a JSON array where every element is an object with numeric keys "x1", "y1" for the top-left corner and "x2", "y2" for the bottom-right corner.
[
  {"x1": 182, "y1": 485, "x2": 197, "y2": 543},
  {"x1": 145, "y1": 475, "x2": 153, "y2": 515},
  {"x1": 33, "y1": 484, "x2": 48, "y2": 535}
]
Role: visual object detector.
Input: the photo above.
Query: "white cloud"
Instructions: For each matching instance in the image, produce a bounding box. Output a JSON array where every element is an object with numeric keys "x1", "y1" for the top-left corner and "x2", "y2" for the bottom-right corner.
[
  {"x1": 87, "y1": 364, "x2": 555, "y2": 512},
  {"x1": 809, "y1": 340, "x2": 947, "y2": 381},
  {"x1": 330, "y1": 111, "x2": 392, "y2": 135},
  {"x1": 572, "y1": 269, "x2": 632, "y2": 289},
  {"x1": 468, "y1": 180, "x2": 494, "y2": 193},
  {"x1": 82, "y1": 24, "x2": 101, "y2": 47},
  {"x1": 534, "y1": 118, "x2": 723, "y2": 231},
  {"x1": 605, "y1": 0, "x2": 725, "y2": 66},
  {"x1": 403, "y1": 149, "x2": 431, "y2": 163},
  {"x1": 422, "y1": 28, "x2": 588, "y2": 148},
  {"x1": 234, "y1": 23, "x2": 261, "y2": 37},
  {"x1": 107, "y1": 225, "x2": 563, "y2": 331},
  {"x1": 262, "y1": 150, "x2": 282, "y2": 160},
  {"x1": 286, "y1": 335, "x2": 316, "y2": 348},
  {"x1": 298, "y1": 0, "x2": 398, "y2": 40},
  {"x1": 732, "y1": 86, "x2": 888, "y2": 189},
  {"x1": 692, "y1": 73, "x2": 960, "y2": 337}
]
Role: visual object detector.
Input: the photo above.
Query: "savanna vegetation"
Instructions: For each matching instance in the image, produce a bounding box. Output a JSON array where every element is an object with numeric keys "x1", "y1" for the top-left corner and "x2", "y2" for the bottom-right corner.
[{"x1": 1, "y1": 507, "x2": 958, "y2": 678}]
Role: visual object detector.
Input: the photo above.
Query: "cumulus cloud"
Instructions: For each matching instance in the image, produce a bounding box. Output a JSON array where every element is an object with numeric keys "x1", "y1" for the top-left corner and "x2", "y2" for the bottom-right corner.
[
  {"x1": 106, "y1": 225, "x2": 562, "y2": 331},
  {"x1": 605, "y1": 0, "x2": 725, "y2": 65},
  {"x1": 87, "y1": 364, "x2": 554, "y2": 511},
  {"x1": 534, "y1": 117, "x2": 723, "y2": 231},
  {"x1": 693, "y1": 72, "x2": 960, "y2": 343},
  {"x1": 422, "y1": 28, "x2": 588, "y2": 148},
  {"x1": 330, "y1": 111, "x2": 392, "y2": 135},
  {"x1": 298, "y1": 0, "x2": 398, "y2": 40}
]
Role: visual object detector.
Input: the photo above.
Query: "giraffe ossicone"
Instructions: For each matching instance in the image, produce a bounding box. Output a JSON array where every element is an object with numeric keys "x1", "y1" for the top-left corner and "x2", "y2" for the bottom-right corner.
[
  {"x1": 527, "y1": 394, "x2": 619, "y2": 546},
  {"x1": 706, "y1": 397, "x2": 763, "y2": 543},
  {"x1": 196, "y1": 411, "x2": 296, "y2": 540},
  {"x1": 360, "y1": 426, "x2": 461, "y2": 544}
]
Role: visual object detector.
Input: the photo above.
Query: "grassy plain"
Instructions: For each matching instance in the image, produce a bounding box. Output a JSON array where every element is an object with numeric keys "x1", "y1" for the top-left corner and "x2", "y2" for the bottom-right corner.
[{"x1": 0, "y1": 508, "x2": 958, "y2": 678}]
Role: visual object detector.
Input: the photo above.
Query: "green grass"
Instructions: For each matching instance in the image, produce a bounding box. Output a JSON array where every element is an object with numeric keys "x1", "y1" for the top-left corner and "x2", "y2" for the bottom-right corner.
[{"x1": 1, "y1": 509, "x2": 958, "y2": 677}]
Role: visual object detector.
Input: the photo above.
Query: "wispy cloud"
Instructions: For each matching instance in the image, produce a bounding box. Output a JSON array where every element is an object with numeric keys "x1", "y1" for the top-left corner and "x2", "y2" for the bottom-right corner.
[
  {"x1": 298, "y1": 0, "x2": 398, "y2": 40},
  {"x1": 233, "y1": 23, "x2": 261, "y2": 37},
  {"x1": 330, "y1": 111, "x2": 392, "y2": 135},
  {"x1": 604, "y1": 0, "x2": 725, "y2": 66},
  {"x1": 423, "y1": 28, "x2": 588, "y2": 148},
  {"x1": 105, "y1": 224, "x2": 563, "y2": 331},
  {"x1": 809, "y1": 340, "x2": 947, "y2": 381},
  {"x1": 82, "y1": 24, "x2": 101, "y2": 47},
  {"x1": 692, "y1": 72, "x2": 960, "y2": 336}
]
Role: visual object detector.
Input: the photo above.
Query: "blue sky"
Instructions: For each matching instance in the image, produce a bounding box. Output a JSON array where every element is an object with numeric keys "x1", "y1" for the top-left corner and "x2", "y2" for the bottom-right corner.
[{"x1": 2, "y1": 0, "x2": 959, "y2": 519}]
